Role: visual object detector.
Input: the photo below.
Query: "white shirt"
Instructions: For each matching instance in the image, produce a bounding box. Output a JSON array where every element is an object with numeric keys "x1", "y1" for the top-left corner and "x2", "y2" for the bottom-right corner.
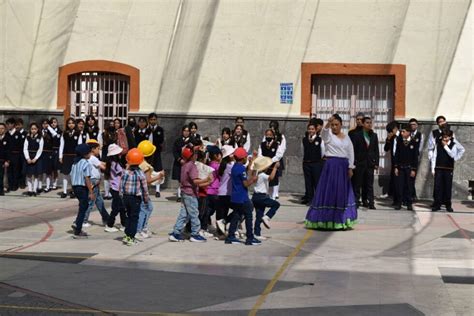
[
  {"x1": 254, "y1": 172, "x2": 270, "y2": 194},
  {"x1": 23, "y1": 136, "x2": 44, "y2": 161},
  {"x1": 321, "y1": 127, "x2": 355, "y2": 169},
  {"x1": 260, "y1": 134, "x2": 287, "y2": 163},
  {"x1": 430, "y1": 140, "x2": 465, "y2": 174},
  {"x1": 88, "y1": 155, "x2": 102, "y2": 180}
]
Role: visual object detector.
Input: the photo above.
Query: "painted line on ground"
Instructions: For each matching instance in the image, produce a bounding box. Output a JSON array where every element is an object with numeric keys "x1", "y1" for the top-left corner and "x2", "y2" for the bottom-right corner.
[
  {"x1": 248, "y1": 229, "x2": 314, "y2": 316},
  {"x1": 0, "y1": 305, "x2": 190, "y2": 315},
  {"x1": 446, "y1": 214, "x2": 472, "y2": 242}
]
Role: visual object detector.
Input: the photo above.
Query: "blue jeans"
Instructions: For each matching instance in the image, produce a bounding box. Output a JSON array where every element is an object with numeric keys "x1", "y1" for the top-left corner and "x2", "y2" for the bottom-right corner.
[
  {"x1": 137, "y1": 200, "x2": 153, "y2": 232},
  {"x1": 252, "y1": 193, "x2": 280, "y2": 236},
  {"x1": 84, "y1": 180, "x2": 109, "y2": 223},
  {"x1": 72, "y1": 186, "x2": 89, "y2": 234},
  {"x1": 123, "y1": 194, "x2": 141, "y2": 238},
  {"x1": 172, "y1": 193, "x2": 200, "y2": 236},
  {"x1": 228, "y1": 200, "x2": 254, "y2": 240}
]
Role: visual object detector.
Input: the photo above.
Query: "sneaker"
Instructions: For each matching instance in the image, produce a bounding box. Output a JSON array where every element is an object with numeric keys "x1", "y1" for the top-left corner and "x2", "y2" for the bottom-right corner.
[
  {"x1": 176, "y1": 197, "x2": 181, "y2": 203},
  {"x1": 71, "y1": 223, "x2": 77, "y2": 230},
  {"x1": 168, "y1": 233, "x2": 185, "y2": 242},
  {"x1": 199, "y1": 230, "x2": 213, "y2": 238},
  {"x1": 104, "y1": 226, "x2": 119, "y2": 233},
  {"x1": 119, "y1": 226, "x2": 126, "y2": 232},
  {"x1": 245, "y1": 237, "x2": 262, "y2": 246},
  {"x1": 82, "y1": 222, "x2": 91, "y2": 228},
  {"x1": 134, "y1": 234, "x2": 144, "y2": 242},
  {"x1": 122, "y1": 236, "x2": 129, "y2": 244},
  {"x1": 139, "y1": 231, "x2": 150, "y2": 239},
  {"x1": 216, "y1": 219, "x2": 226, "y2": 234},
  {"x1": 225, "y1": 236, "x2": 242, "y2": 244},
  {"x1": 125, "y1": 237, "x2": 138, "y2": 246},
  {"x1": 262, "y1": 215, "x2": 271, "y2": 229},
  {"x1": 190, "y1": 235, "x2": 207, "y2": 243},
  {"x1": 255, "y1": 235, "x2": 267, "y2": 241},
  {"x1": 380, "y1": 193, "x2": 389, "y2": 199},
  {"x1": 72, "y1": 231, "x2": 89, "y2": 239}
]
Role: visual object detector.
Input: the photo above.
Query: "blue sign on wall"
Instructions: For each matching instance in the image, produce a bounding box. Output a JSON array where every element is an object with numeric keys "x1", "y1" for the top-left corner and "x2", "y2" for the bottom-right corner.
[{"x1": 280, "y1": 83, "x2": 293, "y2": 104}]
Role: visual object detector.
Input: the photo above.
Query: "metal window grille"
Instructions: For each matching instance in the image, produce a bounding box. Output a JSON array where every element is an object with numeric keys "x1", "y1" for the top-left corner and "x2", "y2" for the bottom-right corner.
[
  {"x1": 311, "y1": 75, "x2": 395, "y2": 175},
  {"x1": 69, "y1": 72, "x2": 130, "y2": 130}
]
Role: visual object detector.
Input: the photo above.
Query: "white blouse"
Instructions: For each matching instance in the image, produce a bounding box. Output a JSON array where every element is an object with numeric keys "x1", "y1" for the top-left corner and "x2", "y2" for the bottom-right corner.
[{"x1": 321, "y1": 127, "x2": 355, "y2": 169}]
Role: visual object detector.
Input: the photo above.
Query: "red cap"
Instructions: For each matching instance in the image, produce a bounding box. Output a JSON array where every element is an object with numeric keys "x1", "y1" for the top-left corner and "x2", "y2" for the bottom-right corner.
[
  {"x1": 233, "y1": 147, "x2": 248, "y2": 160},
  {"x1": 182, "y1": 147, "x2": 194, "y2": 160}
]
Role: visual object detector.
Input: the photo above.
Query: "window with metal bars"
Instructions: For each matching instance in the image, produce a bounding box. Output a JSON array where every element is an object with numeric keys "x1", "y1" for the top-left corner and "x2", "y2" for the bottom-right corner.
[
  {"x1": 311, "y1": 74, "x2": 395, "y2": 175},
  {"x1": 68, "y1": 72, "x2": 130, "y2": 130}
]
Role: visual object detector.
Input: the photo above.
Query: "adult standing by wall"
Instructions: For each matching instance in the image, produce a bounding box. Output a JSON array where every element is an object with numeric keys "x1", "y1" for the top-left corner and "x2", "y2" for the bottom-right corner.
[{"x1": 305, "y1": 114, "x2": 357, "y2": 230}]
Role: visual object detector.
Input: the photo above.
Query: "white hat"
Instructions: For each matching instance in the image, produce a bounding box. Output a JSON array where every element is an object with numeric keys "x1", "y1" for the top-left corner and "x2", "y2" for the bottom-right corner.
[
  {"x1": 107, "y1": 144, "x2": 123, "y2": 156},
  {"x1": 221, "y1": 145, "x2": 236, "y2": 159},
  {"x1": 252, "y1": 156, "x2": 273, "y2": 172}
]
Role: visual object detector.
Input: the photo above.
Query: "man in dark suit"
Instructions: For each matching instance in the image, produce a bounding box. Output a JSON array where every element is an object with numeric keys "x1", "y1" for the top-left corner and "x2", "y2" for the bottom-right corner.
[{"x1": 350, "y1": 116, "x2": 380, "y2": 209}]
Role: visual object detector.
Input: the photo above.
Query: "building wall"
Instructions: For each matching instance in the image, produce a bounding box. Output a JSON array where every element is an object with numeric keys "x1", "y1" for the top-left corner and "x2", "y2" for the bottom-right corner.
[{"x1": 0, "y1": 0, "x2": 472, "y2": 121}]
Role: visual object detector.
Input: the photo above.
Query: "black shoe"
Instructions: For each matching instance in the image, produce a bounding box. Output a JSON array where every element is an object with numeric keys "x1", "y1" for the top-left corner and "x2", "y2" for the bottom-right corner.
[
  {"x1": 176, "y1": 197, "x2": 181, "y2": 203},
  {"x1": 300, "y1": 198, "x2": 309, "y2": 205},
  {"x1": 103, "y1": 195, "x2": 112, "y2": 200},
  {"x1": 0, "y1": 192, "x2": 4, "y2": 196},
  {"x1": 407, "y1": 205, "x2": 413, "y2": 211},
  {"x1": 431, "y1": 207, "x2": 440, "y2": 212},
  {"x1": 362, "y1": 202, "x2": 369, "y2": 208},
  {"x1": 155, "y1": 192, "x2": 161, "y2": 198},
  {"x1": 60, "y1": 193, "x2": 68, "y2": 198},
  {"x1": 394, "y1": 204, "x2": 402, "y2": 210},
  {"x1": 32, "y1": 192, "x2": 36, "y2": 197},
  {"x1": 36, "y1": 189, "x2": 43, "y2": 194},
  {"x1": 368, "y1": 205, "x2": 376, "y2": 210},
  {"x1": 10, "y1": 187, "x2": 18, "y2": 192},
  {"x1": 72, "y1": 231, "x2": 89, "y2": 239},
  {"x1": 43, "y1": 188, "x2": 50, "y2": 193},
  {"x1": 69, "y1": 192, "x2": 75, "y2": 199},
  {"x1": 446, "y1": 207, "x2": 454, "y2": 213}
]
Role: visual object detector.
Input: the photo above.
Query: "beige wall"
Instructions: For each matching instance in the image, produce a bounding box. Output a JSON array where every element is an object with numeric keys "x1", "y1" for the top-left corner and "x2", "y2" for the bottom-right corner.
[{"x1": 0, "y1": 0, "x2": 472, "y2": 121}]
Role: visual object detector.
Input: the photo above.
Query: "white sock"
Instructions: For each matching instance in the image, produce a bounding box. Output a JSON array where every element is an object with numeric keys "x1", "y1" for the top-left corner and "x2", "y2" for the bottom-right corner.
[
  {"x1": 155, "y1": 184, "x2": 160, "y2": 193},
  {"x1": 27, "y1": 178, "x2": 33, "y2": 192},
  {"x1": 177, "y1": 187, "x2": 181, "y2": 198},
  {"x1": 33, "y1": 178, "x2": 38, "y2": 191},
  {"x1": 272, "y1": 185, "x2": 279, "y2": 199},
  {"x1": 46, "y1": 177, "x2": 51, "y2": 189},
  {"x1": 38, "y1": 180, "x2": 42, "y2": 189},
  {"x1": 104, "y1": 180, "x2": 110, "y2": 197},
  {"x1": 53, "y1": 178, "x2": 57, "y2": 188},
  {"x1": 63, "y1": 178, "x2": 68, "y2": 194}
]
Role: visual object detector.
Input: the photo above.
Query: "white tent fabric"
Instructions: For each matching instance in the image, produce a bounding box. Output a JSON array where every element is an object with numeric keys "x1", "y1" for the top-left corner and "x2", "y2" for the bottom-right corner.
[{"x1": 0, "y1": 0, "x2": 472, "y2": 121}]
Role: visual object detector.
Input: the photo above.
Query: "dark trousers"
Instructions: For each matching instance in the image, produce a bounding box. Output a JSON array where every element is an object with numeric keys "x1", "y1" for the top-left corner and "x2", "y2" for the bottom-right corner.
[
  {"x1": 123, "y1": 194, "x2": 141, "y2": 238},
  {"x1": 198, "y1": 196, "x2": 209, "y2": 230},
  {"x1": 228, "y1": 201, "x2": 254, "y2": 240},
  {"x1": 7, "y1": 153, "x2": 22, "y2": 190},
  {"x1": 72, "y1": 186, "x2": 89, "y2": 235},
  {"x1": 389, "y1": 165, "x2": 399, "y2": 204},
  {"x1": 395, "y1": 167, "x2": 414, "y2": 207},
  {"x1": 216, "y1": 195, "x2": 231, "y2": 221},
  {"x1": 252, "y1": 193, "x2": 280, "y2": 236},
  {"x1": 353, "y1": 164, "x2": 375, "y2": 206},
  {"x1": 0, "y1": 161, "x2": 5, "y2": 193},
  {"x1": 433, "y1": 169, "x2": 453, "y2": 209},
  {"x1": 303, "y1": 161, "x2": 323, "y2": 201},
  {"x1": 107, "y1": 189, "x2": 127, "y2": 228}
]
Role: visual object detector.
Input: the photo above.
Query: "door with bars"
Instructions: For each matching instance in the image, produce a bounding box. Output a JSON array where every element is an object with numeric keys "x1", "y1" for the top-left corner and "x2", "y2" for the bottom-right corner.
[
  {"x1": 69, "y1": 72, "x2": 130, "y2": 130},
  {"x1": 311, "y1": 75, "x2": 395, "y2": 175}
]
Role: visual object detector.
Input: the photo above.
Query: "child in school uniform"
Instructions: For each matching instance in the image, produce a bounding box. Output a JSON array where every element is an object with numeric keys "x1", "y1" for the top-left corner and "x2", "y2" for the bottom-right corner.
[
  {"x1": 430, "y1": 130, "x2": 465, "y2": 212},
  {"x1": 134, "y1": 117, "x2": 151, "y2": 145},
  {"x1": 252, "y1": 157, "x2": 280, "y2": 241},
  {"x1": 216, "y1": 128, "x2": 235, "y2": 149},
  {"x1": 0, "y1": 123, "x2": 10, "y2": 195},
  {"x1": 301, "y1": 119, "x2": 325, "y2": 205},
  {"x1": 104, "y1": 144, "x2": 127, "y2": 232},
  {"x1": 49, "y1": 117, "x2": 62, "y2": 190},
  {"x1": 59, "y1": 118, "x2": 81, "y2": 198},
  {"x1": 168, "y1": 147, "x2": 211, "y2": 243},
  {"x1": 23, "y1": 123, "x2": 44, "y2": 197},
  {"x1": 147, "y1": 112, "x2": 165, "y2": 198},
  {"x1": 70, "y1": 144, "x2": 94, "y2": 239},
  {"x1": 172, "y1": 125, "x2": 191, "y2": 201},
  {"x1": 393, "y1": 124, "x2": 419, "y2": 211},
  {"x1": 225, "y1": 148, "x2": 260, "y2": 246},
  {"x1": 258, "y1": 128, "x2": 284, "y2": 200},
  {"x1": 120, "y1": 148, "x2": 150, "y2": 246},
  {"x1": 38, "y1": 119, "x2": 55, "y2": 193}
]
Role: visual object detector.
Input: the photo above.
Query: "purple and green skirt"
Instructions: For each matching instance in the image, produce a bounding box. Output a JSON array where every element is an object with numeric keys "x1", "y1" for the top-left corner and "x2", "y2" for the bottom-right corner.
[{"x1": 305, "y1": 157, "x2": 357, "y2": 230}]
